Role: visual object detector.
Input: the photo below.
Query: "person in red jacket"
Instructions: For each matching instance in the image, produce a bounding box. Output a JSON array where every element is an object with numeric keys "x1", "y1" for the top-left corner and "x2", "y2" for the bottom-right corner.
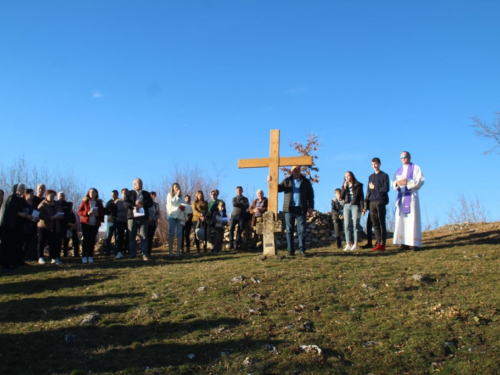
[{"x1": 77, "y1": 188, "x2": 105, "y2": 264}]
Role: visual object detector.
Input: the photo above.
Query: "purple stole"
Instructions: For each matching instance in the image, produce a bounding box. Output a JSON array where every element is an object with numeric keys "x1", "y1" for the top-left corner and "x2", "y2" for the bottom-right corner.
[{"x1": 396, "y1": 163, "x2": 414, "y2": 214}]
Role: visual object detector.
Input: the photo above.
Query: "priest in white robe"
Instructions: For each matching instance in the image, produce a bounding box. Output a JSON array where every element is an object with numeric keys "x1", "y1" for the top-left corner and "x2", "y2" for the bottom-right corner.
[{"x1": 392, "y1": 151, "x2": 425, "y2": 249}]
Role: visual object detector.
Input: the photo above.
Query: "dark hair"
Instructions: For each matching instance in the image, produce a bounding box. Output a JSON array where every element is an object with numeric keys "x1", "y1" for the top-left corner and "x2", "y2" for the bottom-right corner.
[
  {"x1": 185, "y1": 194, "x2": 191, "y2": 200},
  {"x1": 344, "y1": 171, "x2": 358, "y2": 184},
  {"x1": 402, "y1": 151, "x2": 411, "y2": 158},
  {"x1": 112, "y1": 190, "x2": 119, "y2": 195},
  {"x1": 236, "y1": 186, "x2": 243, "y2": 190},
  {"x1": 26, "y1": 188, "x2": 34, "y2": 195},
  {"x1": 150, "y1": 191, "x2": 157, "y2": 197},
  {"x1": 46, "y1": 189, "x2": 57, "y2": 196},
  {"x1": 0, "y1": 189, "x2": 4, "y2": 195},
  {"x1": 335, "y1": 188, "x2": 341, "y2": 193},
  {"x1": 85, "y1": 188, "x2": 99, "y2": 199},
  {"x1": 121, "y1": 188, "x2": 129, "y2": 194},
  {"x1": 372, "y1": 157, "x2": 381, "y2": 163}
]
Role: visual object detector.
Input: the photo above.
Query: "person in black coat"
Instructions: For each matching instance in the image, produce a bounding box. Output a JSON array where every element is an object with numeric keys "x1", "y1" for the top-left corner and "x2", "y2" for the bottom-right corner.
[
  {"x1": 123, "y1": 178, "x2": 153, "y2": 260},
  {"x1": 340, "y1": 171, "x2": 364, "y2": 251},
  {"x1": 0, "y1": 184, "x2": 34, "y2": 268}
]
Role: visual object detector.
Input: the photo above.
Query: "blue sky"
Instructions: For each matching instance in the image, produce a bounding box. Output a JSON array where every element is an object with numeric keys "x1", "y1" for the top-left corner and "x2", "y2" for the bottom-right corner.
[{"x1": 1, "y1": 0, "x2": 499, "y2": 227}]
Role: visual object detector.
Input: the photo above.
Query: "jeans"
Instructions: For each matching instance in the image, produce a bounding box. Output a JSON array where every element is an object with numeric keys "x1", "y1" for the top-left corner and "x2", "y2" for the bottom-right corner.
[
  {"x1": 343, "y1": 203, "x2": 361, "y2": 244},
  {"x1": 284, "y1": 207, "x2": 307, "y2": 254},
  {"x1": 147, "y1": 224, "x2": 157, "y2": 253},
  {"x1": 37, "y1": 228, "x2": 58, "y2": 260},
  {"x1": 81, "y1": 223, "x2": 99, "y2": 258},
  {"x1": 105, "y1": 221, "x2": 117, "y2": 255},
  {"x1": 128, "y1": 217, "x2": 149, "y2": 257},
  {"x1": 168, "y1": 217, "x2": 183, "y2": 239},
  {"x1": 229, "y1": 214, "x2": 246, "y2": 247},
  {"x1": 369, "y1": 201, "x2": 387, "y2": 245},
  {"x1": 115, "y1": 221, "x2": 127, "y2": 254}
]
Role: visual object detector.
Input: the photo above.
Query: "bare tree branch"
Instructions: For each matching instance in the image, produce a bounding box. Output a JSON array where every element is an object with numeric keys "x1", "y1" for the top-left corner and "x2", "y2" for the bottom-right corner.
[{"x1": 471, "y1": 111, "x2": 500, "y2": 154}]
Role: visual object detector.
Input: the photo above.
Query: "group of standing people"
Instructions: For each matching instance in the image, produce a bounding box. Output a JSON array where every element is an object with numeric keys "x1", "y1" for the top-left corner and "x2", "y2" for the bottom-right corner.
[
  {"x1": 0, "y1": 151, "x2": 424, "y2": 268},
  {"x1": 331, "y1": 151, "x2": 425, "y2": 253}
]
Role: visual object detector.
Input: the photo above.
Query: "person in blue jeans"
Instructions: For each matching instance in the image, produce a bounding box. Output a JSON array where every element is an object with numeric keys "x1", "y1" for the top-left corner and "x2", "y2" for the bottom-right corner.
[
  {"x1": 340, "y1": 171, "x2": 364, "y2": 251},
  {"x1": 269, "y1": 165, "x2": 314, "y2": 257}
]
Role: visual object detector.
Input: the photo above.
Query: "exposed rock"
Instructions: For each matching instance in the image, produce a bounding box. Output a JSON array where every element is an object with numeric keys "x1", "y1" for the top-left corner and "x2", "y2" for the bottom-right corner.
[
  {"x1": 231, "y1": 275, "x2": 246, "y2": 283},
  {"x1": 80, "y1": 312, "x2": 100, "y2": 325},
  {"x1": 299, "y1": 345, "x2": 323, "y2": 355}
]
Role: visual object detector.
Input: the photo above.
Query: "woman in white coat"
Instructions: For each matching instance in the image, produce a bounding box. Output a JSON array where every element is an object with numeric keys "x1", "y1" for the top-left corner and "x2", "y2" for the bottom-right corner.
[{"x1": 166, "y1": 183, "x2": 186, "y2": 256}]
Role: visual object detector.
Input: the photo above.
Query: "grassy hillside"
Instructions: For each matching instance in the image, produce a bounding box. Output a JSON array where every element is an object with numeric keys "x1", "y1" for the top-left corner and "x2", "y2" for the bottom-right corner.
[{"x1": 1, "y1": 222, "x2": 500, "y2": 374}]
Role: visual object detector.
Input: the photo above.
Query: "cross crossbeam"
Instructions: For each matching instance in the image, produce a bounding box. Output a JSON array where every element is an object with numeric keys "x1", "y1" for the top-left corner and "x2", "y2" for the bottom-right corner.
[{"x1": 238, "y1": 129, "x2": 312, "y2": 215}]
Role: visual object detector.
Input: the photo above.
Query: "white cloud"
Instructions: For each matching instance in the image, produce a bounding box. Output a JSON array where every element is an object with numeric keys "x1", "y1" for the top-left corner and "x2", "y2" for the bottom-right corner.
[{"x1": 92, "y1": 91, "x2": 103, "y2": 99}]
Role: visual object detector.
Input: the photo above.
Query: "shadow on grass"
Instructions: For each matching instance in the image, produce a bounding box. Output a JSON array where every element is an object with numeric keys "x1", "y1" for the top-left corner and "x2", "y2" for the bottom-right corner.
[
  {"x1": 0, "y1": 293, "x2": 142, "y2": 323},
  {"x1": 0, "y1": 273, "x2": 117, "y2": 295},
  {"x1": 428, "y1": 230, "x2": 500, "y2": 250},
  {"x1": 0, "y1": 317, "x2": 285, "y2": 374}
]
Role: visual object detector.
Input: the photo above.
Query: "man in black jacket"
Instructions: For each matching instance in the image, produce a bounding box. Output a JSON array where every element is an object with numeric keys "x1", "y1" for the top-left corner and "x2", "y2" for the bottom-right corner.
[
  {"x1": 366, "y1": 158, "x2": 390, "y2": 251},
  {"x1": 104, "y1": 190, "x2": 119, "y2": 256},
  {"x1": 123, "y1": 178, "x2": 153, "y2": 260},
  {"x1": 274, "y1": 165, "x2": 314, "y2": 256},
  {"x1": 229, "y1": 186, "x2": 249, "y2": 250}
]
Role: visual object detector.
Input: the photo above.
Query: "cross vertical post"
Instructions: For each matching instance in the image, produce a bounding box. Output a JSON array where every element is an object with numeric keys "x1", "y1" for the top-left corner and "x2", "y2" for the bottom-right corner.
[{"x1": 238, "y1": 129, "x2": 313, "y2": 255}]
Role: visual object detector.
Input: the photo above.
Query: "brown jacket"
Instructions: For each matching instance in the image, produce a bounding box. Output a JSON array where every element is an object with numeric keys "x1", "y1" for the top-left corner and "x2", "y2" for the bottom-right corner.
[
  {"x1": 249, "y1": 197, "x2": 268, "y2": 226},
  {"x1": 37, "y1": 200, "x2": 63, "y2": 232}
]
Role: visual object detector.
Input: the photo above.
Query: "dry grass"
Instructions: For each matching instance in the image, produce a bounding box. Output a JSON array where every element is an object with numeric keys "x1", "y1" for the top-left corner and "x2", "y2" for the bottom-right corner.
[{"x1": 2, "y1": 222, "x2": 500, "y2": 374}]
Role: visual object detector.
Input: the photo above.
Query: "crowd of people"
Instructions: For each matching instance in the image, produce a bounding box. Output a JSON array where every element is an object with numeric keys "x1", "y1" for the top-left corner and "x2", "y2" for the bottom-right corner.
[{"x1": 0, "y1": 151, "x2": 425, "y2": 269}]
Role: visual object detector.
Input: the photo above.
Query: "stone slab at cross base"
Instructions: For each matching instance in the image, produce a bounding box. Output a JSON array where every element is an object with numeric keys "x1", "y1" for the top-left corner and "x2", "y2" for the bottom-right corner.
[{"x1": 255, "y1": 211, "x2": 282, "y2": 256}]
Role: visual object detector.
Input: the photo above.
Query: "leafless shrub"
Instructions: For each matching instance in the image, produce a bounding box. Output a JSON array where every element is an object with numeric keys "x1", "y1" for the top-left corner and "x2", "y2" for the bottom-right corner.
[
  {"x1": 149, "y1": 163, "x2": 225, "y2": 243},
  {"x1": 0, "y1": 155, "x2": 86, "y2": 204},
  {"x1": 447, "y1": 193, "x2": 488, "y2": 224},
  {"x1": 423, "y1": 205, "x2": 439, "y2": 232},
  {"x1": 470, "y1": 111, "x2": 500, "y2": 154}
]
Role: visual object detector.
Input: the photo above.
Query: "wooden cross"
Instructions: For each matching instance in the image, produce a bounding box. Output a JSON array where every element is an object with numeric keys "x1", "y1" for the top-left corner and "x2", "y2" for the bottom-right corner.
[
  {"x1": 238, "y1": 129, "x2": 312, "y2": 255},
  {"x1": 238, "y1": 129, "x2": 313, "y2": 215}
]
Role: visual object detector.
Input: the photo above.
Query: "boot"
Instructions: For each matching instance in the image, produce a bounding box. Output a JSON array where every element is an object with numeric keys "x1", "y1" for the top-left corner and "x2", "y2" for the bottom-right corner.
[
  {"x1": 168, "y1": 238, "x2": 174, "y2": 257},
  {"x1": 176, "y1": 238, "x2": 182, "y2": 256}
]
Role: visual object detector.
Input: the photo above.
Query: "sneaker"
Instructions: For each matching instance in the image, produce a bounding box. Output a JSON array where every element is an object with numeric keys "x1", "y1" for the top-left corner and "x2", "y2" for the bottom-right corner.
[
  {"x1": 51, "y1": 258, "x2": 63, "y2": 265},
  {"x1": 38, "y1": 257, "x2": 46, "y2": 265},
  {"x1": 287, "y1": 251, "x2": 295, "y2": 257},
  {"x1": 371, "y1": 244, "x2": 381, "y2": 252},
  {"x1": 298, "y1": 251, "x2": 307, "y2": 257},
  {"x1": 343, "y1": 244, "x2": 351, "y2": 251},
  {"x1": 378, "y1": 244, "x2": 386, "y2": 251},
  {"x1": 88, "y1": 257, "x2": 94, "y2": 264},
  {"x1": 82, "y1": 257, "x2": 88, "y2": 264},
  {"x1": 116, "y1": 252, "x2": 124, "y2": 259},
  {"x1": 361, "y1": 243, "x2": 373, "y2": 249},
  {"x1": 143, "y1": 255, "x2": 149, "y2": 261},
  {"x1": 350, "y1": 244, "x2": 358, "y2": 251}
]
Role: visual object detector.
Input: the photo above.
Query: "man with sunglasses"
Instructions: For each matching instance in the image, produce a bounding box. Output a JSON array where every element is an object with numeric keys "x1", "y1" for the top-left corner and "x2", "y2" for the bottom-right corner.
[{"x1": 392, "y1": 151, "x2": 425, "y2": 251}]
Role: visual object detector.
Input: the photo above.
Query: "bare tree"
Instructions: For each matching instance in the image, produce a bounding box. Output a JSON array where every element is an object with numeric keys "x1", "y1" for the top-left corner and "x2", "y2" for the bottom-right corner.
[
  {"x1": 471, "y1": 111, "x2": 500, "y2": 154},
  {"x1": 0, "y1": 155, "x2": 86, "y2": 204},
  {"x1": 149, "y1": 163, "x2": 225, "y2": 243},
  {"x1": 447, "y1": 193, "x2": 488, "y2": 224},
  {"x1": 280, "y1": 133, "x2": 320, "y2": 183}
]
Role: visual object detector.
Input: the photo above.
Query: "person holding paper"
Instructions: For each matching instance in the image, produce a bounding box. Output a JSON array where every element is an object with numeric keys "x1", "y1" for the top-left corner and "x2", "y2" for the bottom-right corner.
[
  {"x1": 123, "y1": 178, "x2": 153, "y2": 260},
  {"x1": 166, "y1": 182, "x2": 186, "y2": 257},
  {"x1": 37, "y1": 189, "x2": 65, "y2": 265},
  {"x1": 77, "y1": 188, "x2": 105, "y2": 264},
  {"x1": 392, "y1": 151, "x2": 425, "y2": 251}
]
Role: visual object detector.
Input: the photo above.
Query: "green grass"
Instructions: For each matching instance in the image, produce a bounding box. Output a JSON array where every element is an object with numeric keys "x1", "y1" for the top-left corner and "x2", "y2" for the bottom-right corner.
[{"x1": 1, "y1": 222, "x2": 500, "y2": 374}]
